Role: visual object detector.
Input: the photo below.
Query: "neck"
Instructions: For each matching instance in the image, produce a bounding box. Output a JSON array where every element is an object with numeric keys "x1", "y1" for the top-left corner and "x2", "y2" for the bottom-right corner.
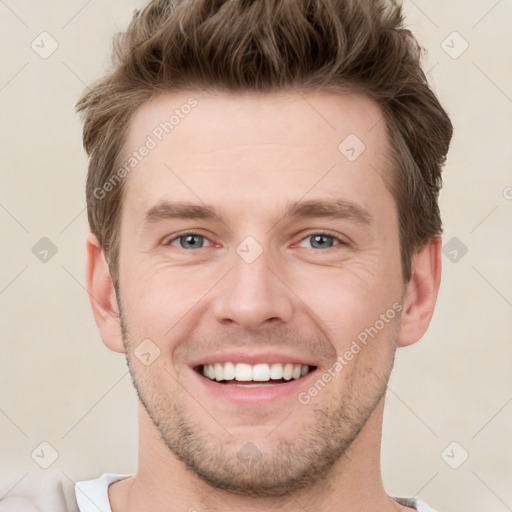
[{"x1": 109, "y1": 399, "x2": 410, "y2": 512}]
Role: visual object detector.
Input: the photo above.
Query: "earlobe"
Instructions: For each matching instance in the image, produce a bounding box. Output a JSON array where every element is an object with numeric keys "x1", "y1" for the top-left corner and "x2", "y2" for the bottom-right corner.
[
  {"x1": 396, "y1": 236, "x2": 442, "y2": 348},
  {"x1": 85, "y1": 233, "x2": 125, "y2": 353}
]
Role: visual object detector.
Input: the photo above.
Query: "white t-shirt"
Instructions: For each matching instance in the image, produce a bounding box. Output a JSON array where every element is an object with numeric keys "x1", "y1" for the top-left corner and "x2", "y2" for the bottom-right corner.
[{"x1": 0, "y1": 472, "x2": 437, "y2": 512}]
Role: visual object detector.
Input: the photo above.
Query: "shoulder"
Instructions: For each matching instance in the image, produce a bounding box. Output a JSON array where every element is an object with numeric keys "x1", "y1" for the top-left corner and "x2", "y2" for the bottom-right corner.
[
  {"x1": 393, "y1": 496, "x2": 437, "y2": 512},
  {"x1": 0, "y1": 471, "x2": 77, "y2": 512}
]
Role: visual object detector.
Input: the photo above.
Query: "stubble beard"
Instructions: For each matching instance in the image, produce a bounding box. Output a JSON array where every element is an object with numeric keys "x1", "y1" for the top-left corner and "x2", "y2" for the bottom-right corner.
[{"x1": 118, "y1": 299, "x2": 398, "y2": 497}]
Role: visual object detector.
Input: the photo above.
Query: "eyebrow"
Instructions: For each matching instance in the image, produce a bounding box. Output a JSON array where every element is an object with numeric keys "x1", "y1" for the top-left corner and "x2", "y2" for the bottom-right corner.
[{"x1": 143, "y1": 199, "x2": 373, "y2": 227}]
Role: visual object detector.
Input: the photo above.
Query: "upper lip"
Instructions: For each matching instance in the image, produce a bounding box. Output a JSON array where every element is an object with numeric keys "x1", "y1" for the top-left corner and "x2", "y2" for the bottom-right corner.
[{"x1": 189, "y1": 351, "x2": 318, "y2": 368}]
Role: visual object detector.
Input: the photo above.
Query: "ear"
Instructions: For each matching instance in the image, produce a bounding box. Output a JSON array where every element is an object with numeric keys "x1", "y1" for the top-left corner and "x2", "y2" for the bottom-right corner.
[
  {"x1": 396, "y1": 235, "x2": 442, "y2": 348},
  {"x1": 85, "y1": 232, "x2": 125, "y2": 353}
]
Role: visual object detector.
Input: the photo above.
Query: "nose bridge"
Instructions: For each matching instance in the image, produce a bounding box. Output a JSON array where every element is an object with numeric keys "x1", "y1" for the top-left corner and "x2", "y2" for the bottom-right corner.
[{"x1": 212, "y1": 236, "x2": 294, "y2": 329}]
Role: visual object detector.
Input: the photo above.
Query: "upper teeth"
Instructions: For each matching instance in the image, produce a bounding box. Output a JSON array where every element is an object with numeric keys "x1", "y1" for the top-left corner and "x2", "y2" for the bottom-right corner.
[{"x1": 201, "y1": 362, "x2": 310, "y2": 382}]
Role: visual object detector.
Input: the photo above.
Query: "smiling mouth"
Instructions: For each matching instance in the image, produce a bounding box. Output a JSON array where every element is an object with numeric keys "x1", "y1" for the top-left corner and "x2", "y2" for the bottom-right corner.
[{"x1": 194, "y1": 362, "x2": 317, "y2": 386}]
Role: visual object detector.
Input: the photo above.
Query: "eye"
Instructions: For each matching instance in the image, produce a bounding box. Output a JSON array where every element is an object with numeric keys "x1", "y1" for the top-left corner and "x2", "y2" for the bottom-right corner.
[
  {"x1": 164, "y1": 232, "x2": 345, "y2": 250},
  {"x1": 166, "y1": 233, "x2": 213, "y2": 249},
  {"x1": 297, "y1": 232, "x2": 345, "y2": 250}
]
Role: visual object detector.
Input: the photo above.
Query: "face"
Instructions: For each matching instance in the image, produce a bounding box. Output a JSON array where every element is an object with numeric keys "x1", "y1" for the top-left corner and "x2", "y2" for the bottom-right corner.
[{"x1": 116, "y1": 90, "x2": 405, "y2": 496}]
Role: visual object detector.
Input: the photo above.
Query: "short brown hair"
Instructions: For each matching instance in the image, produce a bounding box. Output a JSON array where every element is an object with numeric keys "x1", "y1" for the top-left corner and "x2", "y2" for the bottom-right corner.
[{"x1": 76, "y1": 0, "x2": 452, "y2": 285}]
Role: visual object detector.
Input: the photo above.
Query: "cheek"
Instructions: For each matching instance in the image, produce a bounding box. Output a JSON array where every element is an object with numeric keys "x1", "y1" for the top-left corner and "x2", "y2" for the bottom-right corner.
[
  {"x1": 285, "y1": 261, "x2": 401, "y2": 354},
  {"x1": 119, "y1": 260, "x2": 219, "y2": 340},
  {"x1": 290, "y1": 252, "x2": 396, "y2": 312}
]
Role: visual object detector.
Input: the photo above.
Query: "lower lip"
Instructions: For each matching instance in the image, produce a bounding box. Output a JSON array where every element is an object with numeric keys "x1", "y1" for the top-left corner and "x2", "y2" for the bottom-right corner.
[{"x1": 192, "y1": 368, "x2": 317, "y2": 405}]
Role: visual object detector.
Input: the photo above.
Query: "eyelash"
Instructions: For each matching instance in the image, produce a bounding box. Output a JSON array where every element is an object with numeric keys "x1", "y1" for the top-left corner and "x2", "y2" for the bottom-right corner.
[{"x1": 164, "y1": 231, "x2": 347, "y2": 250}]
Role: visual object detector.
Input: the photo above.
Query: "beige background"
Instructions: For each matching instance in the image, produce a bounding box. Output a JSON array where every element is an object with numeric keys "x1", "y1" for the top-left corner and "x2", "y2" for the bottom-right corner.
[{"x1": 1, "y1": 0, "x2": 511, "y2": 510}]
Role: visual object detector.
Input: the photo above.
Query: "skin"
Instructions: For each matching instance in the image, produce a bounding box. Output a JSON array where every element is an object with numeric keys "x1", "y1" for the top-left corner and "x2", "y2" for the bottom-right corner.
[{"x1": 86, "y1": 90, "x2": 441, "y2": 512}]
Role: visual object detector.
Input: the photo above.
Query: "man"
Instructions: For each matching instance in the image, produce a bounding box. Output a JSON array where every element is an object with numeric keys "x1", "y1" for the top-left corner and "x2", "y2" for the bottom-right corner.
[{"x1": 2, "y1": 0, "x2": 452, "y2": 510}]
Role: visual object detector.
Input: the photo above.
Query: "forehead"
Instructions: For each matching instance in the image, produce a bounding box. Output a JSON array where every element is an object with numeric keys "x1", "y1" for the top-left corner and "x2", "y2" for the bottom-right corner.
[
  {"x1": 126, "y1": 89, "x2": 385, "y2": 154},
  {"x1": 120, "y1": 89, "x2": 392, "y2": 221}
]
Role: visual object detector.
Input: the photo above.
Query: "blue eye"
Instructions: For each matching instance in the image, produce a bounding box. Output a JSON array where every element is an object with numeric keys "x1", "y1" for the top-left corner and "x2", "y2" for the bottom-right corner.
[
  {"x1": 165, "y1": 232, "x2": 345, "y2": 250},
  {"x1": 168, "y1": 234, "x2": 212, "y2": 249},
  {"x1": 298, "y1": 233, "x2": 343, "y2": 249}
]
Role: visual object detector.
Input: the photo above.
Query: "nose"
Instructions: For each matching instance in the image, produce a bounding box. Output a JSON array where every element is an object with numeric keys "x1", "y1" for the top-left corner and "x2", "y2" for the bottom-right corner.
[{"x1": 212, "y1": 243, "x2": 294, "y2": 331}]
